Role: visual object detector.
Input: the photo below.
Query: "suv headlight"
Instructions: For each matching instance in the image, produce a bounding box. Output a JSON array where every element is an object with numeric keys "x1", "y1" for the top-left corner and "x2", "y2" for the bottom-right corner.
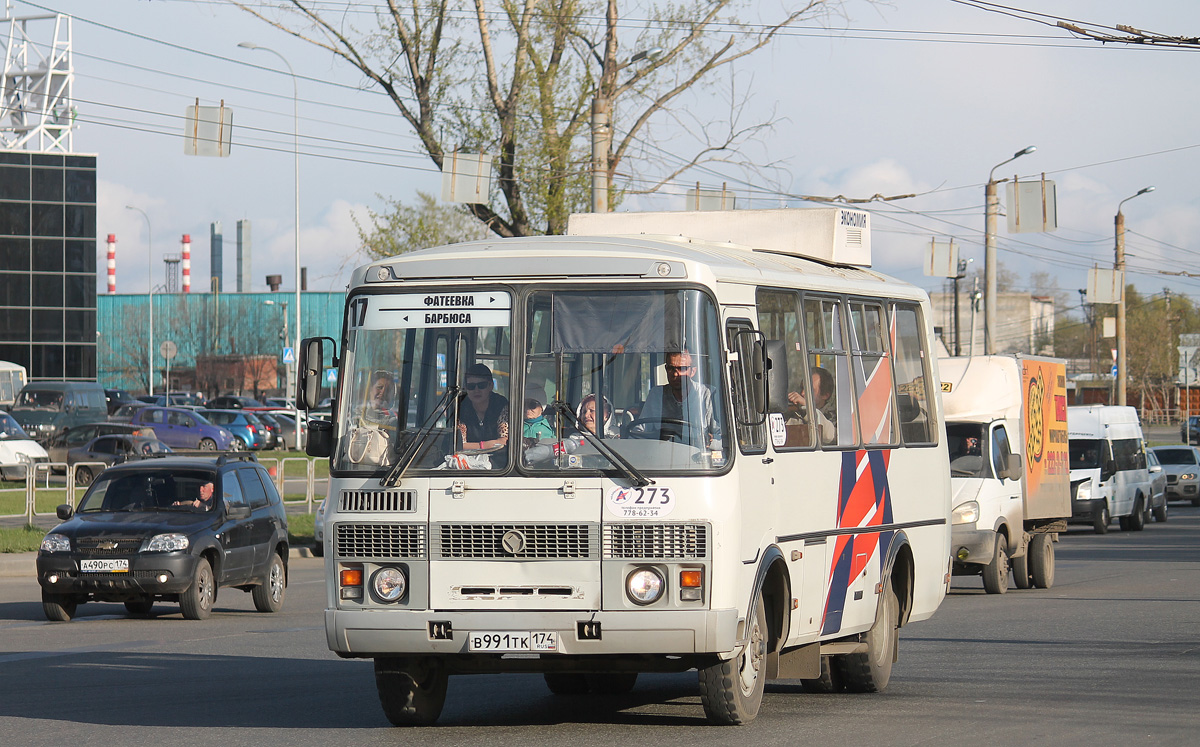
[
  {"x1": 1181, "y1": 473, "x2": 1197, "y2": 481},
  {"x1": 951, "y1": 500, "x2": 980, "y2": 525},
  {"x1": 1076, "y1": 480, "x2": 1092, "y2": 502},
  {"x1": 40, "y1": 533, "x2": 70, "y2": 553},
  {"x1": 144, "y1": 533, "x2": 189, "y2": 552}
]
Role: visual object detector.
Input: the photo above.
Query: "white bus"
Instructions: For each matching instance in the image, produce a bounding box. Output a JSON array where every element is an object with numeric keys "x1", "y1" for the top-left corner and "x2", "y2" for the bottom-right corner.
[
  {"x1": 298, "y1": 208, "x2": 951, "y2": 726},
  {"x1": 0, "y1": 360, "x2": 26, "y2": 409}
]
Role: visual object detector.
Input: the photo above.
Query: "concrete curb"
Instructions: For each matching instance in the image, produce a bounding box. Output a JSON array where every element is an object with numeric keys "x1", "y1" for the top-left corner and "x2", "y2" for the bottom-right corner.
[{"x1": 0, "y1": 546, "x2": 319, "y2": 578}]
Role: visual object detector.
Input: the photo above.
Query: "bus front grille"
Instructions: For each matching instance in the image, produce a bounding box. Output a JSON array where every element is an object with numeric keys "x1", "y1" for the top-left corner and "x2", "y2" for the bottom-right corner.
[
  {"x1": 432, "y1": 523, "x2": 597, "y2": 560},
  {"x1": 335, "y1": 523, "x2": 426, "y2": 559},
  {"x1": 603, "y1": 523, "x2": 709, "y2": 559},
  {"x1": 339, "y1": 489, "x2": 417, "y2": 512}
]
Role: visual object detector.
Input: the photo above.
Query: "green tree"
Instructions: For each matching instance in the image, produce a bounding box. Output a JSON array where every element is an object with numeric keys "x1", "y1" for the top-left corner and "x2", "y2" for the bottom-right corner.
[
  {"x1": 236, "y1": 0, "x2": 842, "y2": 237},
  {"x1": 355, "y1": 191, "x2": 492, "y2": 259}
]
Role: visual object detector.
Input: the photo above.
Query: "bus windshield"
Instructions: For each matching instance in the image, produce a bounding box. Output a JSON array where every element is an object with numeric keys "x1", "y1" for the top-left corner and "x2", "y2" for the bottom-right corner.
[{"x1": 333, "y1": 287, "x2": 730, "y2": 475}]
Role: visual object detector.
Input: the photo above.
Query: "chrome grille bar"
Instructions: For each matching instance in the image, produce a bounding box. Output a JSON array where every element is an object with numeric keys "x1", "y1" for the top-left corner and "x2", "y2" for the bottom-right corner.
[
  {"x1": 335, "y1": 523, "x2": 426, "y2": 559},
  {"x1": 602, "y1": 523, "x2": 709, "y2": 559}
]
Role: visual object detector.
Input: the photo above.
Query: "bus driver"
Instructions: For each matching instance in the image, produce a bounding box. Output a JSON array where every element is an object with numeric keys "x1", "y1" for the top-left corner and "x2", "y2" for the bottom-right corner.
[{"x1": 630, "y1": 350, "x2": 721, "y2": 447}]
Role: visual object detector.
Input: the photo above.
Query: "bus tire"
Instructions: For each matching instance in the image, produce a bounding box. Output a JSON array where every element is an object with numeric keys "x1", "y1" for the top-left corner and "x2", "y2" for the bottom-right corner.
[
  {"x1": 836, "y1": 582, "x2": 899, "y2": 693},
  {"x1": 800, "y1": 656, "x2": 843, "y2": 693},
  {"x1": 981, "y1": 534, "x2": 1009, "y2": 594},
  {"x1": 543, "y1": 673, "x2": 589, "y2": 695},
  {"x1": 1029, "y1": 533, "x2": 1055, "y2": 589},
  {"x1": 375, "y1": 658, "x2": 447, "y2": 726},
  {"x1": 698, "y1": 590, "x2": 766, "y2": 725}
]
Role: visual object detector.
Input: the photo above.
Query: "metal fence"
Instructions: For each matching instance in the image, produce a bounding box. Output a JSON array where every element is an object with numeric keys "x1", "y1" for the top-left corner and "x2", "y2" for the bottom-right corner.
[{"x1": 0, "y1": 457, "x2": 327, "y2": 524}]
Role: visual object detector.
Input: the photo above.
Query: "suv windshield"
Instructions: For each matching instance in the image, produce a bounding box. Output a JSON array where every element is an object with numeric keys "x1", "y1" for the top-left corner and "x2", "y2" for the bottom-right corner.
[
  {"x1": 78, "y1": 469, "x2": 217, "y2": 513},
  {"x1": 1152, "y1": 448, "x2": 1198, "y2": 466}
]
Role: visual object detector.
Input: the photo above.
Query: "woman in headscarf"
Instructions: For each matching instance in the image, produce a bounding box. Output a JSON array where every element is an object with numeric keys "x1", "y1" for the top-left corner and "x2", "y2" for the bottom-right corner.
[{"x1": 577, "y1": 393, "x2": 620, "y2": 439}]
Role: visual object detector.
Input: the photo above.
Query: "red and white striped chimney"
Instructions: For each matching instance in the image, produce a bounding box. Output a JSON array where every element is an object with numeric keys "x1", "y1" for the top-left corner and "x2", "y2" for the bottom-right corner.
[
  {"x1": 106, "y1": 234, "x2": 116, "y2": 294},
  {"x1": 181, "y1": 234, "x2": 192, "y2": 293}
]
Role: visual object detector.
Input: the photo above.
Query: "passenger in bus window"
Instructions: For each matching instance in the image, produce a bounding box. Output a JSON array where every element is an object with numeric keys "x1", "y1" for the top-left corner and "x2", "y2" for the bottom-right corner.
[
  {"x1": 522, "y1": 386, "x2": 555, "y2": 442},
  {"x1": 578, "y1": 393, "x2": 620, "y2": 438},
  {"x1": 786, "y1": 369, "x2": 835, "y2": 444},
  {"x1": 455, "y1": 363, "x2": 510, "y2": 453},
  {"x1": 629, "y1": 350, "x2": 721, "y2": 446},
  {"x1": 346, "y1": 370, "x2": 398, "y2": 465}
]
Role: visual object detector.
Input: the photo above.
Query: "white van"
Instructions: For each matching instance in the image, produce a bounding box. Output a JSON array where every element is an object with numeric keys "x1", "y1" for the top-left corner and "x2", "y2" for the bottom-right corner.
[{"x1": 1067, "y1": 405, "x2": 1152, "y2": 534}]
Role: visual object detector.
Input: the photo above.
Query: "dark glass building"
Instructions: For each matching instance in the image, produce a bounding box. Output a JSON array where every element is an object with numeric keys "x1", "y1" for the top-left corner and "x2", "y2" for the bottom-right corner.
[{"x1": 0, "y1": 151, "x2": 97, "y2": 380}]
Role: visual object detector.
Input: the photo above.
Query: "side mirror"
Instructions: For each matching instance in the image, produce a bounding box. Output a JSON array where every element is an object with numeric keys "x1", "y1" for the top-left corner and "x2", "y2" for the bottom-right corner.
[
  {"x1": 297, "y1": 337, "x2": 326, "y2": 410},
  {"x1": 1005, "y1": 453, "x2": 1023, "y2": 481},
  {"x1": 763, "y1": 340, "x2": 790, "y2": 413},
  {"x1": 1149, "y1": 464, "x2": 1162, "y2": 474},
  {"x1": 56, "y1": 503, "x2": 74, "y2": 521},
  {"x1": 307, "y1": 418, "x2": 334, "y2": 458}
]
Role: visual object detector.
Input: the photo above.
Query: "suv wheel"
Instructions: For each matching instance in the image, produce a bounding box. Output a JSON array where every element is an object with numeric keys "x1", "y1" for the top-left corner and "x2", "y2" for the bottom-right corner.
[
  {"x1": 252, "y1": 552, "x2": 286, "y2": 613},
  {"x1": 181, "y1": 558, "x2": 215, "y2": 620}
]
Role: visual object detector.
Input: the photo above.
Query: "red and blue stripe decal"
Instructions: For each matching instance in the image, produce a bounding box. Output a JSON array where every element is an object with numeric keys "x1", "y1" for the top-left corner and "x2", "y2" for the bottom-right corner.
[{"x1": 821, "y1": 449, "x2": 894, "y2": 635}]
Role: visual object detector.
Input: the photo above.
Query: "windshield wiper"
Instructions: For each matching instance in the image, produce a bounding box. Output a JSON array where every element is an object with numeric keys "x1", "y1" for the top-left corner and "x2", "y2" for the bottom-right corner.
[
  {"x1": 544, "y1": 401, "x2": 652, "y2": 488},
  {"x1": 382, "y1": 385, "x2": 461, "y2": 487}
]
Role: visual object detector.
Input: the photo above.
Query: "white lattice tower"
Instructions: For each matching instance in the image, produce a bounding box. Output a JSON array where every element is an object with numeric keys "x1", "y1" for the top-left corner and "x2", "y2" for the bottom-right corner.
[{"x1": 0, "y1": 12, "x2": 73, "y2": 152}]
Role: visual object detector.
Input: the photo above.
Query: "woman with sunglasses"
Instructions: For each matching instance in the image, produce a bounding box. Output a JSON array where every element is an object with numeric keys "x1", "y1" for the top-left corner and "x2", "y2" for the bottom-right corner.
[{"x1": 455, "y1": 363, "x2": 510, "y2": 461}]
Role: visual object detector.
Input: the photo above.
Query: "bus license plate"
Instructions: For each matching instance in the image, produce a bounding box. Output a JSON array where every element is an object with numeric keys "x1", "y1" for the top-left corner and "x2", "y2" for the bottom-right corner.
[
  {"x1": 468, "y1": 631, "x2": 557, "y2": 652},
  {"x1": 80, "y1": 558, "x2": 129, "y2": 573}
]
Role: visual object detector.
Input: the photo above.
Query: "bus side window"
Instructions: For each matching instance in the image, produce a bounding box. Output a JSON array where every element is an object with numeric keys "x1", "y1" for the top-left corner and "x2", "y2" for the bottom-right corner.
[
  {"x1": 890, "y1": 303, "x2": 936, "y2": 444},
  {"x1": 849, "y1": 301, "x2": 896, "y2": 446},
  {"x1": 756, "y1": 288, "x2": 812, "y2": 449},
  {"x1": 804, "y1": 297, "x2": 855, "y2": 447}
]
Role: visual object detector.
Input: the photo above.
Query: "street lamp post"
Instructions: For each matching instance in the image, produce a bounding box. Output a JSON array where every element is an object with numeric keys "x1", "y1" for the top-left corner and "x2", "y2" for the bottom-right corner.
[
  {"x1": 1115, "y1": 185, "x2": 1155, "y2": 407},
  {"x1": 126, "y1": 205, "x2": 153, "y2": 396},
  {"x1": 984, "y1": 145, "x2": 1036, "y2": 354},
  {"x1": 240, "y1": 41, "x2": 302, "y2": 446}
]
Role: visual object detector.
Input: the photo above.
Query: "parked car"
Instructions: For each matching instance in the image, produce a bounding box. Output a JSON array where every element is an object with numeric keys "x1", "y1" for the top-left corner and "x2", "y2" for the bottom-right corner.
[
  {"x1": 110, "y1": 402, "x2": 150, "y2": 422},
  {"x1": 0, "y1": 410, "x2": 48, "y2": 480},
  {"x1": 45, "y1": 422, "x2": 155, "y2": 468},
  {"x1": 1149, "y1": 445, "x2": 1200, "y2": 507},
  {"x1": 254, "y1": 411, "x2": 285, "y2": 449},
  {"x1": 11, "y1": 381, "x2": 109, "y2": 443},
  {"x1": 129, "y1": 407, "x2": 237, "y2": 451},
  {"x1": 263, "y1": 397, "x2": 295, "y2": 410},
  {"x1": 68, "y1": 434, "x2": 173, "y2": 486},
  {"x1": 104, "y1": 389, "x2": 138, "y2": 416},
  {"x1": 1145, "y1": 449, "x2": 1168, "y2": 522},
  {"x1": 208, "y1": 395, "x2": 266, "y2": 410},
  {"x1": 36, "y1": 454, "x2": 289, "y2": 621},
  {"x1": 1181, "y1": 416, "x2": 1200, "y2": 443},
  {"x1": 313, "y1": 495, "x2": 327, "y2": 557},
  {"x1": 270, "y1": 412, "x2": 307, "y2": 450},
  {"x1": 198, "y1": 409, "x2": 269, "y2": 450}
]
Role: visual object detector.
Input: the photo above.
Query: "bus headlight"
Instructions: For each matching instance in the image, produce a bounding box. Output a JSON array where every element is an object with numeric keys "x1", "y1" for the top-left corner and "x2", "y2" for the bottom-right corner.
[
  {"x1": 626, "y1": 567, "x2": 665, "y2": 605},
  {"x1": 951, "y1": 500, "x2": 979, "y2": 525},
  {"x1": 371, "y1": 567, "x2": 407, "y2": 603}
]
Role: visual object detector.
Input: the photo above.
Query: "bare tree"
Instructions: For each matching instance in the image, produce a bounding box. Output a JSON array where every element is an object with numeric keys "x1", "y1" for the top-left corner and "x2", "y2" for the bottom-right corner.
[{"x1": 235, "y1": 0, "x2": 842, "y2": 237}]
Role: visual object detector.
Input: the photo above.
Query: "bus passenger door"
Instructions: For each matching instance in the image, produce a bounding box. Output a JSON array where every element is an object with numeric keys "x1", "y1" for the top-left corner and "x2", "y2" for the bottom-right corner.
[{"x1": 725, "y1": 315, "x2": 777, "y2": 564}]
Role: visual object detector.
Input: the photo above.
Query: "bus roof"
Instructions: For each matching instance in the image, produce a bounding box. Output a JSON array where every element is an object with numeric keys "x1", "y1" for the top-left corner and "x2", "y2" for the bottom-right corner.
[{"x1": 352, "y1": 232, "x2": 927, "y2": 304}]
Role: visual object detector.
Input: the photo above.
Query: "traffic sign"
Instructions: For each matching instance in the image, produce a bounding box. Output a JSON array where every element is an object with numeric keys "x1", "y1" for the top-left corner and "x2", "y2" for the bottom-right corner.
[
  {"x1": 1111, "y1": 364, "x2": 1118, "y2": 377},
  {"x1": 282, "y1": 347, "x2": 295, "y2": 364},
  {"x1": 159, "y1": 340, "x2": 177, "y2": 360}
]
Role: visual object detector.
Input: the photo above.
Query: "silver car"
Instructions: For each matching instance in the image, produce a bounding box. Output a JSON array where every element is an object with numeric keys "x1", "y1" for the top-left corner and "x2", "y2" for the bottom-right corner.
[{"x1": 1149, "y1": 445, "x2": 1200, "y2": 507}]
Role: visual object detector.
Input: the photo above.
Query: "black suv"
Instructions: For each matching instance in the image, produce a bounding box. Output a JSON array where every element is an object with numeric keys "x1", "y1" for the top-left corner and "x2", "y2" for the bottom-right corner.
[
  {"x1": 207, "y1": 395, "x2": 265, "y2": 410},
  {"x1": 36, "y1": 454, "x2": 288, "y2": 621}
]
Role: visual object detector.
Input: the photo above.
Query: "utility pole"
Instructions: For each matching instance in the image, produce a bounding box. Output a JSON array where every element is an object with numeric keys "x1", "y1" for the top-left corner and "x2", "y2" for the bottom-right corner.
[
  {"x1": 984, "y1": 146, "x2": 1036, "y2": 354},
  {"x1": 952, "y1": 258, "x2": 968, "y2": 356},
  {"x1": 1115, "y1": 186, "x2": 1155, "y2": 407}
]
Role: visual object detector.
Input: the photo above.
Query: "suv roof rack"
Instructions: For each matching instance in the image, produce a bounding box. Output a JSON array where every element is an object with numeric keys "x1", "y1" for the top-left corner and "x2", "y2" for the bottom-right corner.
[{"x1": 216, "y1": 452, "x2": 259, "y2": 466}]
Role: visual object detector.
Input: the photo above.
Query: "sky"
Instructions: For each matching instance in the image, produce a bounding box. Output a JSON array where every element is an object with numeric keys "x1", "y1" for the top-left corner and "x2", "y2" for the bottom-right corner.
[{"x1": 7, "y1": 0, "x2": 1200, "y2": 322}]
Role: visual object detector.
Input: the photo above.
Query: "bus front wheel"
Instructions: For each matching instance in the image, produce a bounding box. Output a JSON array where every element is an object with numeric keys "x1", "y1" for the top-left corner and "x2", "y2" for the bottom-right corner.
[{"x1": 698, "y1": 590, "x2": 766, "y2": 725}]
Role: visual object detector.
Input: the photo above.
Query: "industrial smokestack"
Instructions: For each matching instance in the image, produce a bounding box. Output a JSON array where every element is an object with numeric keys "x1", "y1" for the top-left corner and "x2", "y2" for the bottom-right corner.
[
  {"x1": 265, "y1": 274, "x2": 282, "y2": 292},
  {"x1": 181, "y1": 234, "x2": 191, "y2": 293},
  {"x1": 106, "y1": 234, "x2": 116, "y2": 294}
]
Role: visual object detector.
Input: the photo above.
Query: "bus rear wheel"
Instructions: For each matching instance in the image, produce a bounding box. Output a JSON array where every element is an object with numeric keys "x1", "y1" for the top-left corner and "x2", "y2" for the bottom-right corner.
[
  {"x1": 835, "y1": 582, "x2": 899, "y2": 693},
  {"x1": 698, "y1": 590, "x2": 766, "y2": 725}
]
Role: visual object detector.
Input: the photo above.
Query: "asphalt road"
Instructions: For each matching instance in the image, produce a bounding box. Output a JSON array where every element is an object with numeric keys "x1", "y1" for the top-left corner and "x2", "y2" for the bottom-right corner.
[{"x1": 1, "y1": 508, "x2": 1198, "y2": 746}]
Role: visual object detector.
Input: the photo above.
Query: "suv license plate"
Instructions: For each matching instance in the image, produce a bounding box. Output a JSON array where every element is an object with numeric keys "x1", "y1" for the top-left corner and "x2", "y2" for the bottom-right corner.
[
  {"x1": 80, "y1": 558, "x2": 129, "y2": 573},
  {"x1": 468, "y1": 631, "x2": 557, "y2": 652}
]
